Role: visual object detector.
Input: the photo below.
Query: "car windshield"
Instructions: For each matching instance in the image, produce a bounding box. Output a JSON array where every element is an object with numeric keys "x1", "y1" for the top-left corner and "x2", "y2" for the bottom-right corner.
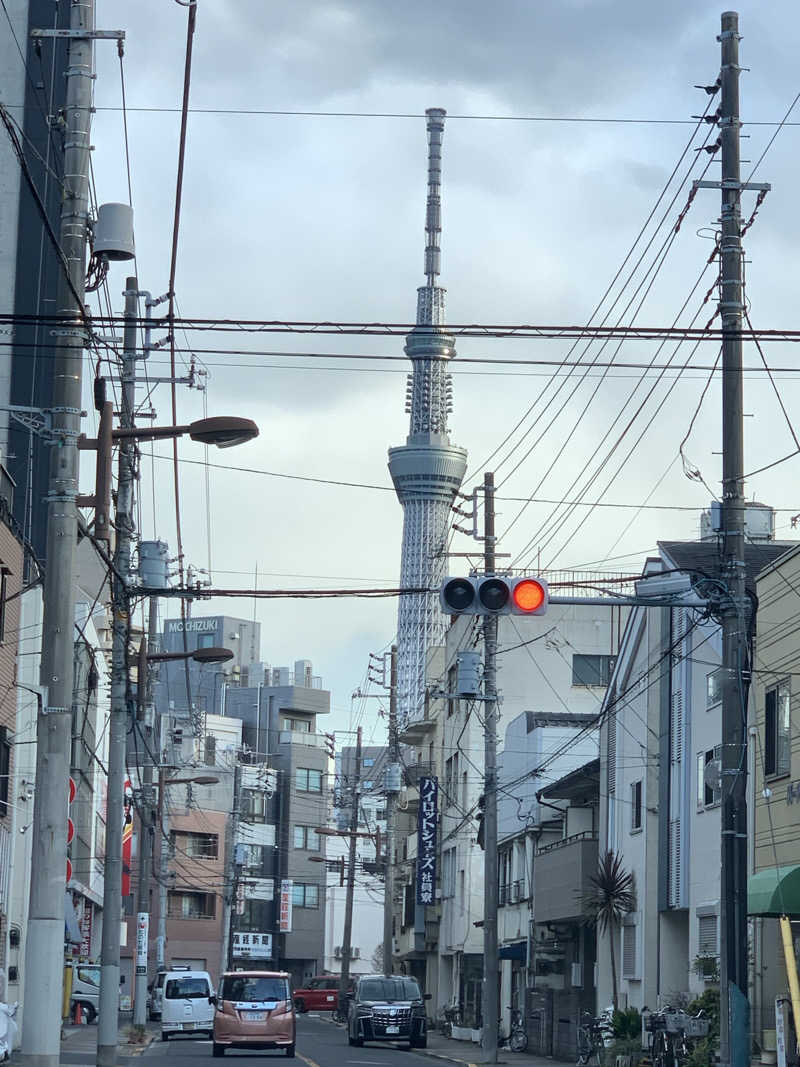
[
  {"x1": 165, "y1": 978, "x2": 210, "y2": 1000},
  {"x1": 221, "y1": 976, "x2": 289, "y2": 1003},
  {"x1": 359, "y1": 978, "x2": 421, "y2": 1001}
]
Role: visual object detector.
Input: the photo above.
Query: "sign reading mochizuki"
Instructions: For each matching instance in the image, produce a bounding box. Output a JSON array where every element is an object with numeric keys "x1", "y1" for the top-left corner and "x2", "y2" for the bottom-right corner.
[{"x1": 416, "y1": 776, "x2": 438, "y2": 906}]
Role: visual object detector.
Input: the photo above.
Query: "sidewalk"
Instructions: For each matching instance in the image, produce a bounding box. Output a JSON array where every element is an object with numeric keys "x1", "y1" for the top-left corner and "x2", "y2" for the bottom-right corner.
[
  {"x1": 57, "y1": 1017, "x2": 156, "y2": 1059},
  {"x1": 420, "y1": 1029, "x2": 572, "y2": 1067}
]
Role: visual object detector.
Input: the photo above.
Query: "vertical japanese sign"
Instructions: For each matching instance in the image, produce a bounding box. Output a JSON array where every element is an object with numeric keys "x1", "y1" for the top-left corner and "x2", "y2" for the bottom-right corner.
[
  {"x1": 279, "y1": 879, "x2": 293, "y2": 933},
  {"x1": 136, "y1": 912, "x2": 149, "y2": 976},
  {"x1": 122, "y1": 778, "x2": 133, "y2": 896},
  {"x1": 79, "y1": 901, "x2": 93, "y2": 958},
  {"x1": 416, "y1": 776, "x2": 438, "y2": 905}
]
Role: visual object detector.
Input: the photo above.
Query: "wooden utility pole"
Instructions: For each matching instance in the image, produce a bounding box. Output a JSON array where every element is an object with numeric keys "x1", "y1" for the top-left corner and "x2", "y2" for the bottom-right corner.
[{"x1": 338, "y1": 727, "x2": 362, "y2": 1010}]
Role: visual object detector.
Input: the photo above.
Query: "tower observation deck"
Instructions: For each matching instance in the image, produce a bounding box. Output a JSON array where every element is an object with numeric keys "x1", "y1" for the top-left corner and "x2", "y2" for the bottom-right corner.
[{"x1": 388, "y1": 108, "x2": 467, "y2": 727}]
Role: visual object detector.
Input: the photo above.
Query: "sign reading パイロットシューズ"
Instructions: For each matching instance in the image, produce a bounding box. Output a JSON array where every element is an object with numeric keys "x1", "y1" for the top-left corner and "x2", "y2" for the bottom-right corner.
[{"x1": 416, "y1": 777, "x2": 438, "y2": 906}]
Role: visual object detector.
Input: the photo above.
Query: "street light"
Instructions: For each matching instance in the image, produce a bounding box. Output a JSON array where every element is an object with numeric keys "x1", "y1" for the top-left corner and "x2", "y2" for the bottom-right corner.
[
  {"x1": 145, "y1": 647, "x2": 235, "y2": 665},
  {"x1": 112, "y1": 415, "x2": 259, "y2": 448},
  {"x1": 165, "y1": 774, "x2": 220, "y2": 787}
]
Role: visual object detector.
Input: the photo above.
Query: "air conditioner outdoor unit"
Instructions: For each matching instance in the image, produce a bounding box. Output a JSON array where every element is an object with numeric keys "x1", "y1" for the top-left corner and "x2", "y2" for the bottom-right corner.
[{"x1": 352, "y1": 947, "x2": 360, "y2": 959}]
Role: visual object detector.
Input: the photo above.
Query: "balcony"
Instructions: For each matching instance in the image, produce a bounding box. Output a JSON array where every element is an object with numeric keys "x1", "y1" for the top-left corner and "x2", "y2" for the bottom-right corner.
[
  {"x1": 278, "y1": 730, "x2": 328, "y2": 749},
  {"x1": 533, "y1": 831, "x2": 598, "y2": 924},
  {"x1": 403, "y1": 761, "x2": 436, "y2": 788},
  {"x1": 398, "y1": 715, "x2": 437, "y2": 745}
]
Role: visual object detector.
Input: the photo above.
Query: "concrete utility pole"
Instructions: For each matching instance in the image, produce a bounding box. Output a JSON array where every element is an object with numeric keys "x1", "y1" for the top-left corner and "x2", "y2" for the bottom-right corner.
[
  {"x1": 98, "y1": 279, "x2": 139, "y2": 1067},
  {"x1": 156, "y1": 766, "x2": 169, "y2": 974},
  {"x1": 383, "y1": 647, "x2": 398, "y2": 975},
  {"x1": 717, "y1": 13, "x2": 750, "y2": 1067},
  {"x1": 20, "y1": 7, "x2": 94, "y2": 1064},
  {"x1": 338, "y1": 726, "x2": 362, "y2": 1009},
  {"x1": 133, "y1": 597, "x2": 159, "y2": 1029},
  {"x1": 482, "y1": 472, "x2": 499, "y2": 1063},
  {"x1": 221, "y1": 761, "x2": 243, "y2": 971}
]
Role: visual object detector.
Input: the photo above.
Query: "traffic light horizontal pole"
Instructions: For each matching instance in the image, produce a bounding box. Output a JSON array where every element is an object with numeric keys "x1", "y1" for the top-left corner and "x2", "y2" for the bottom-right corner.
[{"x1": 548, "y1": 594, "x2": 708, "y2": 608}]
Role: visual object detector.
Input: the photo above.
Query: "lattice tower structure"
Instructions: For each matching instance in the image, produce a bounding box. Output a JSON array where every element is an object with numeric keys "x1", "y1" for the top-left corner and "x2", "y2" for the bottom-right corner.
[{"x1": 388, "y1": 108, "x2": 467, "y2": 726}]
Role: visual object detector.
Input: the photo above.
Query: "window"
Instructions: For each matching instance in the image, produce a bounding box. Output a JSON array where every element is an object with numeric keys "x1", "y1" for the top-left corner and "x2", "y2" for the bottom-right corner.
[
  {"x1": 622, "y1": 922, "x2": 637, "y2": 978},
  {"x1": 196, "y1": 633, "x2": 216, "y2": 649},
  {"x1": 363, "y1": 758, "x2": 375, "y2": 768},
  {"x1": 171, "y1": 831, "x2": 219, "y2": 859},
  {"x1": 0, "y1": 728, "x2": 9, "y2": 818},
  {"x1": 204, "y1": 734, "x2": 216, "y2": 765},
  {"x1": 697, "y1": 747, "x2": 722, "y2": 808},
  {"x1": 282, "y1": 718, "x2": 311, "y2": 733},
  {"x1": 442, "y1": 848, "x2": 456, "y2": 898},
  {"x1": 706, "y1": 670, "x2": 723, "y2": 708},
  {"x1": 765, "y1": 681, "x2": 791, "y2": 778},
  {"x1": 168, "y1": 891, "x2": 216, "y2": 919},
  {"x1": 447, "y1": 664, "x2": 459, "y2": 718},
  {"x1": 220, "y1": 975, "x2": 289, "y2": 1003},
  {"x1": 293, "y1": 825, "x2": 320, "y2": 851},
  {"x1": 630, "y1": 780, "x2": 642, "y2": 831},
  {"x1": 165, "y1": 977, "x2": 211, "y2": 1000},
  {"x1": 0, "y1": 569, "x2": 7, "y2": 643},
  {"x1": 296, "y1": 768, "x2": 323, "y2": 793},
  {"x1": 240, "y1": 843, "x2": 264, "y2": 870},
  {"x1": 241, "y1": 789, "x2": 267, "y2": 821},
  {"x1": 291, "y1": 883, "x2": 319, "y2": 909},
  {"x1": 362, "y1": 780, "x2": 374, "y2": 790},
  {"x1": 572, "y1": 654, "x2": 617, "y2": 687},
  {"x1": 499, "y1": 849, "x2": 512, "y2": 905},
  {"x1": 376, "y1": 809, "x2": 387, "y2": 821},
  {"x1": 698, "y1": 913, "x2": 718, "y2": 957}
]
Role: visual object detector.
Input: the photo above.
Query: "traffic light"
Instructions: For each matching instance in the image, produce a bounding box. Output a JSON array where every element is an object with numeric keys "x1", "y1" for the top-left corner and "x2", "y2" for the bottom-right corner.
[{"x1": 439, "y1": 576, "x2": 548, "y2": 616}]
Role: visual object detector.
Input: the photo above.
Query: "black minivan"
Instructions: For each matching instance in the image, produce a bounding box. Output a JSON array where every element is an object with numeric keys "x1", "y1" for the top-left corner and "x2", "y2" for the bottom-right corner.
[{"x1": 347, "y1": 975, "x2": 429, "y2": 1050}]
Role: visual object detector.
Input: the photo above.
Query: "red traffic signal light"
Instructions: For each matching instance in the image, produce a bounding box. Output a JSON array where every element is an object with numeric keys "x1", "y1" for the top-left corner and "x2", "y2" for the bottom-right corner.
[{"x1": 440, "y1": 575, "x2": 548, "y2": 616}]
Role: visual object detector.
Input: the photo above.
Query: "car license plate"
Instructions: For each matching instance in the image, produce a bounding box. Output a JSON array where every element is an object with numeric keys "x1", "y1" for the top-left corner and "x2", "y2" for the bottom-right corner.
[
  {"x1": 326, "y1": 996, "x2": 335, "y2": 1002},
  {"x1": 386, "y1": 1025, "x2": 399, "y2": 1034},
  {"x1": 182, "y1": 1023, "x2": 195, "y2": 1031},
  {"x1": 244, "y1": 1011, "x2": 267, "y2": 1021}
]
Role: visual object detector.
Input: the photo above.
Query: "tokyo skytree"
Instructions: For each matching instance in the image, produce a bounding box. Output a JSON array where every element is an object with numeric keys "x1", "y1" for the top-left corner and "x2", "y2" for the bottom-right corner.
[{"x1": 388, "y1": 108, "x2": 467, "y2": 726}]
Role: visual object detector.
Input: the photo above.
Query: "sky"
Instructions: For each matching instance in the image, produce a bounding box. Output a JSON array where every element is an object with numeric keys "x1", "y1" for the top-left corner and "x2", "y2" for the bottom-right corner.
[{"x1": 84, "y1": 1, "x2": 800, "y2": 738}]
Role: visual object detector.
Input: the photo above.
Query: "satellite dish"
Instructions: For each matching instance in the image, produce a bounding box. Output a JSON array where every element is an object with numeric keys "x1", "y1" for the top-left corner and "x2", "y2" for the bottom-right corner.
[{"x1": 704, "y1": 758, "x2": 722, "y2": 793}]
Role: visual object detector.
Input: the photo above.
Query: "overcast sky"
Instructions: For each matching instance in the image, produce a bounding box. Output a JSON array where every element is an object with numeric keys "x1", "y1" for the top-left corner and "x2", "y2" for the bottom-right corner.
[{"x1": 87, "y1": 1, "x2": 800, "y2": 738}]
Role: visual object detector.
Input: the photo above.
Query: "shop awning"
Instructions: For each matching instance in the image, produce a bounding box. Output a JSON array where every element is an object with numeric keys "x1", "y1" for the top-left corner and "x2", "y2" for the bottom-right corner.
[
  {"x1": 499, "y1": 941, "x2": 527, "y2": 962},
  {"x1": 748, "y1": 866, "x2": 800, "y2": 917}
]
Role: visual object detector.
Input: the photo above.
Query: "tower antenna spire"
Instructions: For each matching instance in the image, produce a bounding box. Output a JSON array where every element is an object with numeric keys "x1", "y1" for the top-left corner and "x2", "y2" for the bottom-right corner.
[{"x1": 417, "y1": 107, "x2": 447, "y2": 327}]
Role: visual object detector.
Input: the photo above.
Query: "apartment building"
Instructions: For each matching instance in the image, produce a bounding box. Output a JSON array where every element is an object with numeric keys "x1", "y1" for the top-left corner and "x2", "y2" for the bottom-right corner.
[
  {"x1": 597, "y1": 518, "x2": 792, "y2": 1020},
  {"x1": 393, "y1": 587, "x2": 628, "y2": 1027}
]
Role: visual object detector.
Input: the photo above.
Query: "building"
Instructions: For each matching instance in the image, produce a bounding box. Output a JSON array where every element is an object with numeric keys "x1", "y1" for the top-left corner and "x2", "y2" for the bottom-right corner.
[
  {"x1": 392, "y1": 590, "x2": 628, "y2": 1027},
  {"x1": 748, "y1": 544, "x2": 800, "y2": 1046},
  {"x1": 387, "y1": 109, "x2": 467, "y2": 727},
  {"x1": 325, "y1": 745, "x2": 388, "y2": 974},
  {"x1": 597, "y1": 518, "x2": 793, "y2": 1021},
  {"x1": 225, "y1": 660, "x2": 331, "y2": 986}
]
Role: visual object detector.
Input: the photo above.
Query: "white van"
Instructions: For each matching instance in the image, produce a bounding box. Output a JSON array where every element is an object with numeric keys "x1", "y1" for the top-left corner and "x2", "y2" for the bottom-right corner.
[{"x1": 160, "y1": 970, "x2": 215, "y2": 1040}]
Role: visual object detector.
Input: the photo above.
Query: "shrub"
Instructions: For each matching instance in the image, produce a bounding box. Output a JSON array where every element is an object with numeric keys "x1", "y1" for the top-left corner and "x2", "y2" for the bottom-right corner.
[{"x1": 612, "y1": 1008, "x2": 642, "y2": 1040}]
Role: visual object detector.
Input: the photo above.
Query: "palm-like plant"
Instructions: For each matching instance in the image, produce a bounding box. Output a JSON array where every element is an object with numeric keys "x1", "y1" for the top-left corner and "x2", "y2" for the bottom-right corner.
[{"x1": 582, "y1": 850, "x2": 636, "y2": 1012}]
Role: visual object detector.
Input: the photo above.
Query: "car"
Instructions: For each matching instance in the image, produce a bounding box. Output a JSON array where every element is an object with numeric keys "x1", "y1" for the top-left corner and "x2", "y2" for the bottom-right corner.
[
  {"x1": 213, "y1": 970, "x2": 296, "y2": 1058},
  {"x1": 160, "y1": 970, "x2": 215, "y2": 1041},
  {"x1": 347, "y1": 974, "x2": 430, "y2": 1050},
  {"x1": 293, "y1": 976, "x2": 350, "y2": 1014}
]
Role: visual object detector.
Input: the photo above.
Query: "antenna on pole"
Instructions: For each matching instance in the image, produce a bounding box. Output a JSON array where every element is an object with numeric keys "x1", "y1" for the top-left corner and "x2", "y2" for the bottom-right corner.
[{"x1": 417, "y1": 107, "x2": 447, "y2": 326}]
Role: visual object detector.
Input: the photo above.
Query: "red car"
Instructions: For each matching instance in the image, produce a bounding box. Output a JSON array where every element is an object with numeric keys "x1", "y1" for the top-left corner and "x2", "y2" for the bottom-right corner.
[{"x1": 293, "y1": 977, "x2": 342, "y2": 1014}]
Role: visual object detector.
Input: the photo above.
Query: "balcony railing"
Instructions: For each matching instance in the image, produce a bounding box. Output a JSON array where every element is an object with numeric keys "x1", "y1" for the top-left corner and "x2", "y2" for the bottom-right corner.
[
  {"x1": 533, "y1": 831, "x2": 598, "y2": 924},
  {"x1": 537, "y1": 829, "x2": 597, "y2": 855},
  {"x1": 404, "y1": 761, "x2": 436, "y2": 787}
]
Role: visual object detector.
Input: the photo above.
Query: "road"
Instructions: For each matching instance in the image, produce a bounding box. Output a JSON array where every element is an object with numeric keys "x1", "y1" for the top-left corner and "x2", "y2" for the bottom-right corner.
[{"x1": 132, "y1": 1015, "x2": 437, "y2": 1067}]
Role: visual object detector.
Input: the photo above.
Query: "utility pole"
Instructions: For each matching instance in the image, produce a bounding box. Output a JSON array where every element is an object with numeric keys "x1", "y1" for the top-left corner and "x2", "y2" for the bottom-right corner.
[
  {"x1": 133, "y1": 596, "x2": 159, "y2": 1029},
  {"x1": 383, "y1": 647, "x2": 398, "y2": 975},
  {"x1": 98, "y1": 279, "x2": 139, "y2": 1067},
  {"x1": 482, "y1": 471, "x2": 499, "y2": 1064},
  {"x1": 717, "y1": 13, "x2": 750, "y2": 1067},
  {"x1": 221, "y1": 762, "x2": 243, "y2": 971},
  {"x1": 156, "y1": 765, "x2": 169, "y2": 973},
  {"x1": 338, "y1": 726, "x2": 362, "y2": 1010},
  {"x1": 20, "y1": 6, "x2": 95, "y2": 1065}
]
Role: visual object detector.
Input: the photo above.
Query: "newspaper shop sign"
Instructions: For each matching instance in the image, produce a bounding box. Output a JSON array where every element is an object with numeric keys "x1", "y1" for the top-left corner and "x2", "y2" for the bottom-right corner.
[
  {"x1": 416, "y1": 776, "x2": 438, "y2": 906},
  {"x1": 233, "y1": 932, "x2": 272, "y2": 958}
]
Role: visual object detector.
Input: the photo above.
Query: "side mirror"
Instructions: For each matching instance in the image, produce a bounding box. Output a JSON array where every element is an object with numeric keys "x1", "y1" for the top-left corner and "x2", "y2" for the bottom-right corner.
[
  {"x1": 346, "y1": 991, "x2": 354, "y2": 999},
  {"x1": 209, "y1": 995, "x2": 217, "y2": 1006},
  {"x1": 424, "y1": 993, "x2": 432, "y2": 1001}
]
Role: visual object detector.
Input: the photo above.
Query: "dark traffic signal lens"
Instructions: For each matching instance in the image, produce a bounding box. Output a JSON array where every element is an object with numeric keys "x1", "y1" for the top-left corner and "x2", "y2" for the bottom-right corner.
[
  {"x1": 478, "y1": 578, "x2": 510, "y2": 612},
  {"x1": 442, "y1": 578, "x2": 475, "y2": 612}
]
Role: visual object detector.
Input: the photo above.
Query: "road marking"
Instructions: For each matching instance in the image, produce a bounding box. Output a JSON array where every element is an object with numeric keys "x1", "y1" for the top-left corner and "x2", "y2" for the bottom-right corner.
[{"x1": 298, "y1": 1054, "x2": 323, "y2": 1067}]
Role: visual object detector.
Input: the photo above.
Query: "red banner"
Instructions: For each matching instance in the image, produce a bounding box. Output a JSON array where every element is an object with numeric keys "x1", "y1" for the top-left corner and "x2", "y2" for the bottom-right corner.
[{"x1": 122, "y1": 778, "x2": 133, "y2": 896}]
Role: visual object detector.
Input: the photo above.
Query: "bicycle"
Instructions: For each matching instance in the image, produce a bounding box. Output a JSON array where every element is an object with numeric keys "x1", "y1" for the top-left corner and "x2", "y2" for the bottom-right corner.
[
  {"x1": 439, "y1": 1003, "x2": 462, "y2": 1039},
  {"x1": 576, "y1": 1013, "x2": 608, "y2": 1067},
  {"x1": 504, "y1": 1007, "x2": 527, "y2": 1053}
]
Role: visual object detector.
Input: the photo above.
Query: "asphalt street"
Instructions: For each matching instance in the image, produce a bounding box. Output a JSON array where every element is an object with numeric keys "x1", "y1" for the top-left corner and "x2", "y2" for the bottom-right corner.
[{"x1": 128, "y1": 1015, "x2": 437, "y2": 1067}]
